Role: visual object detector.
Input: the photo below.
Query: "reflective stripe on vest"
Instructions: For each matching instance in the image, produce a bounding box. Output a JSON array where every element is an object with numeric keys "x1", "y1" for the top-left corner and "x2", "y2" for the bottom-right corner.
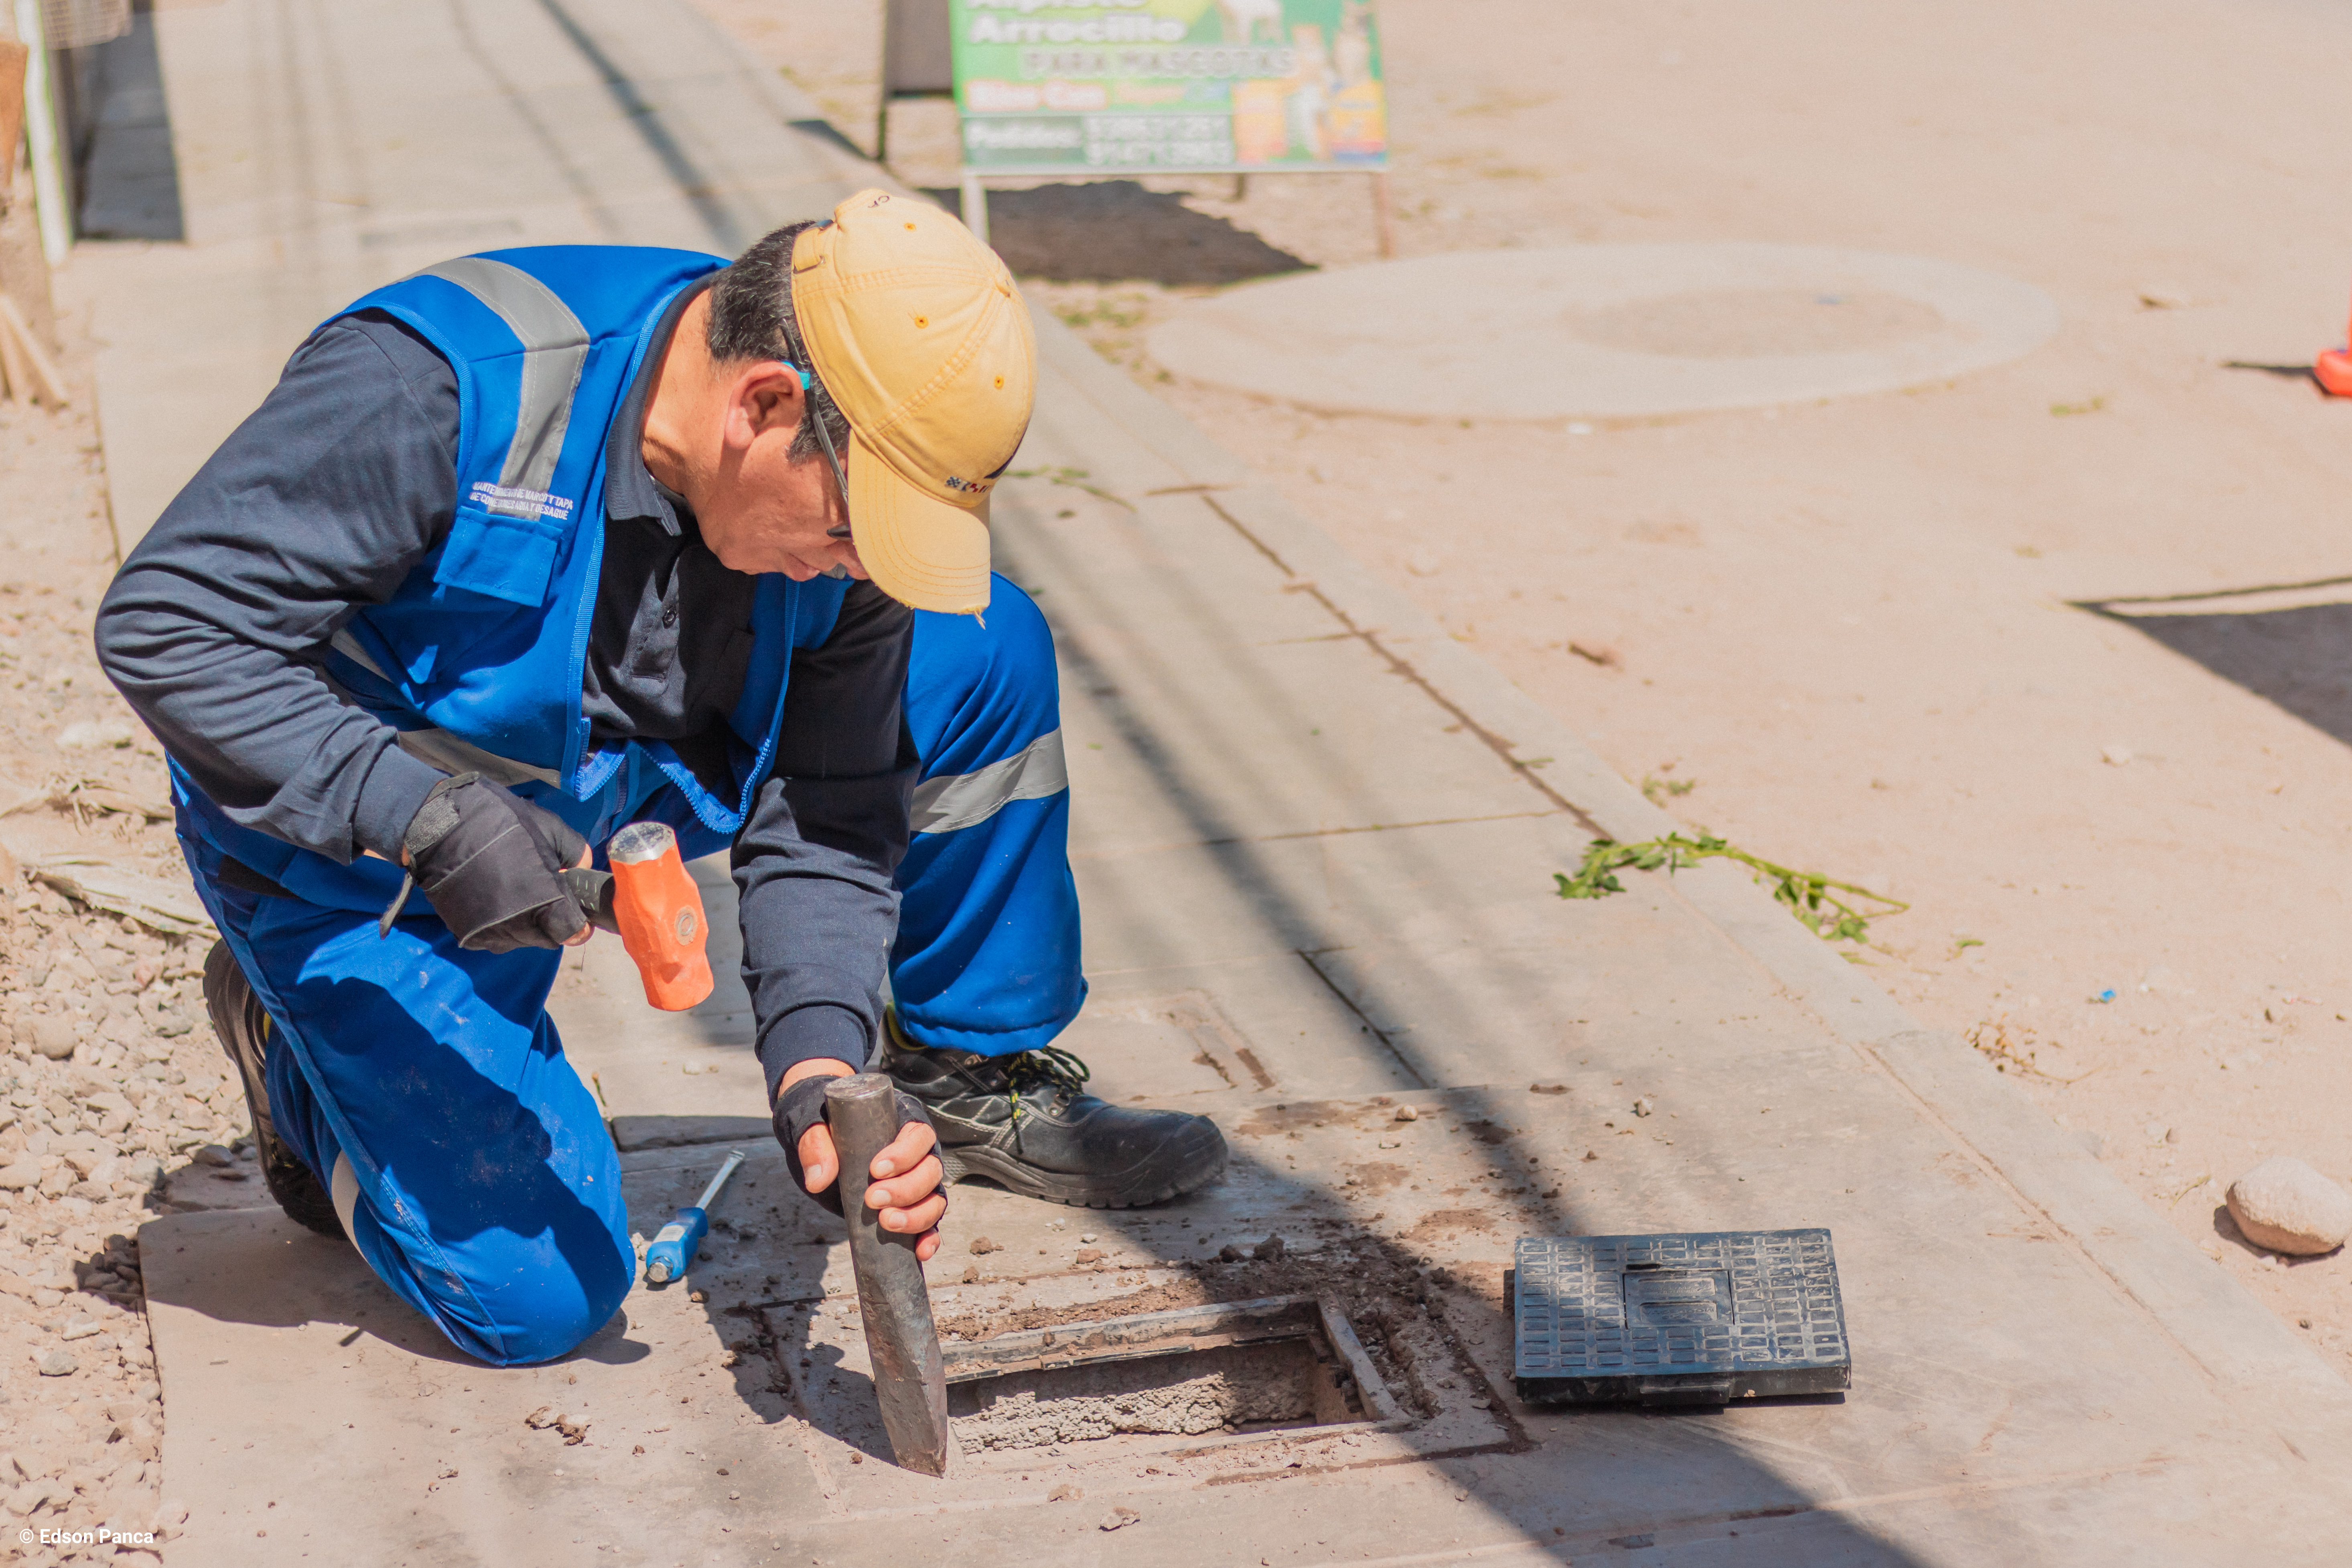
[
  {"x1": 415, "y1": 257, "x2": 590, "y2": 521},
  {"x1": 910, "y1": 729, "x2": 1067, "y2": 836}
]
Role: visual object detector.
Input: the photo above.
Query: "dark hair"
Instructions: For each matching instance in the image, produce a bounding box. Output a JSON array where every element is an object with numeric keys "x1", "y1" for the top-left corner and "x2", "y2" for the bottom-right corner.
[{"x1": 704, "y1": 220, "x2": 852, "y2": 462}]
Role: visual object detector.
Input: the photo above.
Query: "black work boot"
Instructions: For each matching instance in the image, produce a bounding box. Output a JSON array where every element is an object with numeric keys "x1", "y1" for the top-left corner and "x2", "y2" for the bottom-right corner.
[
  {"x1": 879, "y1": 1018, "x2": 1226, "y2": 1209},
  {"x1": 201, "y1": 941, "x2": 344, "y2": 1238}
]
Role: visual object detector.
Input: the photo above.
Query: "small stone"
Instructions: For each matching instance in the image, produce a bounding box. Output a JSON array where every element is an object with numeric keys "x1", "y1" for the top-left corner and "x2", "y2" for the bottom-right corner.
[
  {"x1": 1392, "y1": 1105, "x2": 1418, "y2": 1123},
  {"x1": 1254, "y1": 1233, "x2": 1285, "y2": 1262},
  {"x1": 967, "y1": 1236, "x2": 1001, "y2": 1255},
  {"x1": 959, "y1": 1264, "x2": 980, "y2": 1283},
  {"x1": 1528, "y1": 1083, "x2": 1567, "y2": 1095},
  {"x1": 1075, "y1": 1248, "x2": 1104, "y2": 1264},
  {"x1": 1079, "y1": 1233, "x2": 1097, "y2": 1243},
  {"x1": 1581, "y1": 1150, "x2": 1599, "y2": 1162},
  {"x1": 1218, "y1": 1243, "x2": 1247, "y2": 1262},
  {"x1": 2226, "y1": 1157, "x2": 2352, "y2": 1256},
  {"x1": 1632, "y1": 1097, "x2": 1654, "y2": 1118},
  {"x1": 194, "y1": 1144, "x2": 235, "y2": 1168},
  {"x1": 1098, "y1": 1505, "x2": 1140, "y2": 1531},
  {"x1": 35, "y1": 1347, "x2": 76, "y2": 1376},
  {"x1": 0, "y1": 1160, "x2": 40, "y2": 1191},
  {"x1": 58, "y1": 721, "x2": 136, "y2": 751},
  {"x1": 1046, "y1": 1483, "x2": 1080, "y2": 1502},
  {"x1": 59, "y1": 1317, "x2": 101, "y2": 1342},
  {"x1": 29, "y1": 1016, "x2": 75, "y2": 1061}
]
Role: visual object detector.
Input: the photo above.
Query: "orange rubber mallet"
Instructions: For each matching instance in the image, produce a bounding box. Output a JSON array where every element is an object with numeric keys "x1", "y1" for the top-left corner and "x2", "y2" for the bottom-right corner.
[
  {"x1": 2317, "y1": 286, "x2": 2352, "y2": 396},
  {"x1": 564, "y1": 822, "x2": 714, "y2": 1011}
]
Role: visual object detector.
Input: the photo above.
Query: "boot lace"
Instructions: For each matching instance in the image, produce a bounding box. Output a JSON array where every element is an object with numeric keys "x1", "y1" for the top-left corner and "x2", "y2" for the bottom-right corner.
[{"x1": 1004, "y1": 1045, "x2": 1091, "y2": 1121}]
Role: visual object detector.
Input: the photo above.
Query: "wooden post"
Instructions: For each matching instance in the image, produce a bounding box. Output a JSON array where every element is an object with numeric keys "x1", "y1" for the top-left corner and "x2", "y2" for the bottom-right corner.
[
  {"x1": 12, "y1": 0, "x2": 71, "y2": 265},
  {"x1": 0, "y1": 39, "x2": 25, "y2": 180},
  {"x1": 0, "y1": 34, "x2": 68, "y2": 405},
  {"x1": 1373, "y1": 170, "x2": 1395, "y2": 260}
]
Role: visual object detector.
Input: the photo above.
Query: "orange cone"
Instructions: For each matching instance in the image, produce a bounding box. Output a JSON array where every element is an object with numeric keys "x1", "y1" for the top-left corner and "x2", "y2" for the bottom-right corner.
[{"x1": 2318, "y1": 287, "x2": 2352, "y2": 396}]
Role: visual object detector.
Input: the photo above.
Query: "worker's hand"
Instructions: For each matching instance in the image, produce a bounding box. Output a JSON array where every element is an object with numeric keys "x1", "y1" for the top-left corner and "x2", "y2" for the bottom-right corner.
[
  {"x1": 773, "y1": 1061, "x2": 946, "y2": 1261},
  {"x1": 398, "y1": 772, "x2": 593, "y2": 951}
]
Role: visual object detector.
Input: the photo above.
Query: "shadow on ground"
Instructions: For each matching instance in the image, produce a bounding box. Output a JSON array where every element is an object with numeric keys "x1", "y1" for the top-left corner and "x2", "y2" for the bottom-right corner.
[
  {"x1": 69, "y1": 5, "x2": 187, "y2": 241},
  {"x1": 920, "y1": 181, "x2": 1310, "y2": 286},
  {"x1": 2082, "y1": 581, "x2": 2352, "y2": 748}
]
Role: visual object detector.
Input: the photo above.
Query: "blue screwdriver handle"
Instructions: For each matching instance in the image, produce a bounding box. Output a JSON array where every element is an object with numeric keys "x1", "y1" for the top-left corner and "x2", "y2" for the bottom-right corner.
[
  {"x1": 641, "y1": 1148, "x2": 747, "y2": 1285},
  {"x1": 643, "y1": 1207, "x2": 708, "y2": 1284}
]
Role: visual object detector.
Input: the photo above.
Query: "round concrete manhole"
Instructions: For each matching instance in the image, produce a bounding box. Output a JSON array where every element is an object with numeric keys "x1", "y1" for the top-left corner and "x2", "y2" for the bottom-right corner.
[{"x1": 1143, "y1": 243, "x2": 2060, "y2": 420}]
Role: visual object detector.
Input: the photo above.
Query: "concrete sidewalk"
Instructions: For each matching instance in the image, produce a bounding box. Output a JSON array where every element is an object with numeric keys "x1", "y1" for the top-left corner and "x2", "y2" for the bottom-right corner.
[{"x1": 68, "y1": 1, "x2": 2352, "y2": 1562}]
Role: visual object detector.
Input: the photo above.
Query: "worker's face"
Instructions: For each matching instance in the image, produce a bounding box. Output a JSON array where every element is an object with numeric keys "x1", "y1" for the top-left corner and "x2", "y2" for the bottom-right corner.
[{"x1": 694, "y1": 364, "x2": 867, "y2": 583}]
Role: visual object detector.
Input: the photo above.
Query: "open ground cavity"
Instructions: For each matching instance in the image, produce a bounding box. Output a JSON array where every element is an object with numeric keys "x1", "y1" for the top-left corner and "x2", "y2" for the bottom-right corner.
[
  {"x1": 939, "y1": 1294, "x2": 1402, "y2": 1456},
  {"x1": 949, "y1": 1337, "x2": 1343, "y2": 1450}
]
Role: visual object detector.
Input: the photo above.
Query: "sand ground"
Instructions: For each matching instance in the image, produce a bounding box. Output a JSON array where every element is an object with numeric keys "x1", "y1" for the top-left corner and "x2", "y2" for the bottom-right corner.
[
  {"x1": 0, "y1": 172, "x2": 234, "y2": 1544},
  {"x1": 691, "y1": 0, "x2": 2352, "y2": 1360}
]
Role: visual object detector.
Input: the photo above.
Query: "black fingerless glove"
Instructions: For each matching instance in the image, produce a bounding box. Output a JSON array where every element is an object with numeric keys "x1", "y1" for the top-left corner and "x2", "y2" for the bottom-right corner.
[
  {"x1": 773, "y1": 1074, "x2": 940, "y2": 1219},
  {"x1": 386, "y1": 772, "x2": 591, "y2": 951}
]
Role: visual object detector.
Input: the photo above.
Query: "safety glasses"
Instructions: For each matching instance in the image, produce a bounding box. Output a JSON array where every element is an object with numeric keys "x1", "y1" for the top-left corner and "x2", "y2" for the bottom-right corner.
[{"x1": 781, "y1": 326, "x2": 854, "y2": 579}]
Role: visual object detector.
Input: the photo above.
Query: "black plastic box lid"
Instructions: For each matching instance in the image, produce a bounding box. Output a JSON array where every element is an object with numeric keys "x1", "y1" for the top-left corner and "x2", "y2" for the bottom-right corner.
[{"x1": 1512, "y1": 1229, "x2": 1851, "y2": 1407}]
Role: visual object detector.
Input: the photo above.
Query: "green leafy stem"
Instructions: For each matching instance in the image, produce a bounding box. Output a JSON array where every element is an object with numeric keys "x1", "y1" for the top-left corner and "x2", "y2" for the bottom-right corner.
[{"x1": 1555, "y1": 832, "x2": 1909, "y2": 947}]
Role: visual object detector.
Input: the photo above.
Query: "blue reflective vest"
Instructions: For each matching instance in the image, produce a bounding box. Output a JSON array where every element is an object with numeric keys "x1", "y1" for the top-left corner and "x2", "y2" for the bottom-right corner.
[{"x1": 314, "y1": 247, "x2": 853, "y2": 842}]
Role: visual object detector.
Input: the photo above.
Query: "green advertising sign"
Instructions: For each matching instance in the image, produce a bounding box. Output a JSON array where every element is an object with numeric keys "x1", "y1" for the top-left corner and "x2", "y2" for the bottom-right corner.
[{"x1": 948, "y1": 0, "x2": 1387, "y2": 175}]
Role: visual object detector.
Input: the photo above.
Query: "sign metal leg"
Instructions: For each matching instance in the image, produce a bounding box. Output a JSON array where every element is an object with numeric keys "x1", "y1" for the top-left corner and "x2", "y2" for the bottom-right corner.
[{"x1": 959, "y1": 171, "x2": 988, "y2": 246}]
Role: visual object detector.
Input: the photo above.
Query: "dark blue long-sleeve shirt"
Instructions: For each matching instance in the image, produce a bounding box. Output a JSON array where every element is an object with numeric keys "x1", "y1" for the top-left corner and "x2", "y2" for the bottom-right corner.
[{"x1": 96, "y1": 283, "x2": 913, "y2": 1087}]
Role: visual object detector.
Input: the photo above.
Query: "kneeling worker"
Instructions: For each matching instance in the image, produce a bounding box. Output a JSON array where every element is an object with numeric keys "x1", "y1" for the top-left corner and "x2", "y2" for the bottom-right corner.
[{"x1": 95, "y1": 190, "x2": 1226, "y2": 1366}]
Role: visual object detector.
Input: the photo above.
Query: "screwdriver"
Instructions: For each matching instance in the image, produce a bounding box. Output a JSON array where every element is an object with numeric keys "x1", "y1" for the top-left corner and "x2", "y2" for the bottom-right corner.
[{"x1": 642, "y1": 1148, "x2": 747, "y2": 1285}]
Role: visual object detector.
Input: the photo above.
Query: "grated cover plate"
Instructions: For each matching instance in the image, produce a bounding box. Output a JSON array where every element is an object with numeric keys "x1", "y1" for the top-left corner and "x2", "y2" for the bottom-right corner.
[{"x1": 1511, "y1": 1228, "x2": 1851, "y2": 1406}]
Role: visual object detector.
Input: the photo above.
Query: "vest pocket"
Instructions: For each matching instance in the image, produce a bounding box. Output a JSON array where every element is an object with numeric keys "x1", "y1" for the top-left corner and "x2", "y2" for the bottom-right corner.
[{"x1": 434, "y1": 503, "x2": 566, "y2": 607}]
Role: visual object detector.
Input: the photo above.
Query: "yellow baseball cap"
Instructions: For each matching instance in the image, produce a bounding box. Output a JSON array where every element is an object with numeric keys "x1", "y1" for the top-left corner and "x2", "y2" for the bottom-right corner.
[{"x1": 790, "y1": 189, "x2": 1036, "y2": 616}]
